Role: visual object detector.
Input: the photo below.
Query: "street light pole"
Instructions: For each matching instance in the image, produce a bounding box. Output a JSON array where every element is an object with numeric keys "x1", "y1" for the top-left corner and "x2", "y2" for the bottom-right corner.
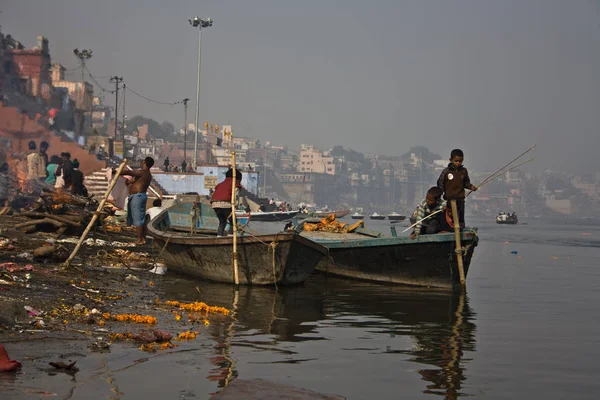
[
  {"x1": 182, "y1": 98, "x2": 189, "y2": 162},
  {"x1": 73, "y1": 49, "x2": 92, "y2": 135},
  {"x1": 189, "y1": 16, "x2": 213, "y2": 168},
  {"x1": 73, "y1": 48, "x2": 92, "y2": 83},
  {"x1": 109, "y1": 76, "x2": 123, "y2": 141}
]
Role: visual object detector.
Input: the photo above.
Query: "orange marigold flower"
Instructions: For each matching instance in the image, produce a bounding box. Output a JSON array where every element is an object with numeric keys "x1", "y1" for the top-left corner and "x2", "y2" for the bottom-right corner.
[
  {"x1": 175, "y1": 330, "x2": 198, "y2": 341},
  {"x1": 175, "y1": 314, "x2": 182, "y2": 321},
  {"x1": 102, "y1": 312, "x2": 111, "y2": 320},
  {"x1": 164, "y1": 300, "x2": 230, "y2": 316},
  {"x1": 98, "y1": 320, "x2": 105, "y2": 326},
  {"x1": 111, "y1": 313, "x2": 157, "y2": 324}
]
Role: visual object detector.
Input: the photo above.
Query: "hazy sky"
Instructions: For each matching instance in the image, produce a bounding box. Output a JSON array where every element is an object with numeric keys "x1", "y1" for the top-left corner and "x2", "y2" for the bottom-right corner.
[{"x1": 2, "y1": 0, "x2": 600, "y2": 174}]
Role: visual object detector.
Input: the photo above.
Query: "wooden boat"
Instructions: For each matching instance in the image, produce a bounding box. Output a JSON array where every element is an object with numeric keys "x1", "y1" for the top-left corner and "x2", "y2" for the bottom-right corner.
[
  {"x1": 351, "y1": 212, "x2": 365, "y2": 220},
  {"x1": 369, "y1": 212, "x2": 386, "y2": 220},
  {"x1": 236, "y1": 210, "x2": 299, "y2": 222},
  {"x1": 496, "y1": 212, "x2": 518, "y2": 225},
  {"x1": 312, "y1": 209, "x2": 351, "y2": 219},
  {"x1": 148, "y1": 206, "x2": 326, "y2": 285},
  {"x1": 387, "y1": 212, "x2": 406, "y2": 221},
  {"x1": 298, "y1": 222, "x2": 479, "y2": 290}
]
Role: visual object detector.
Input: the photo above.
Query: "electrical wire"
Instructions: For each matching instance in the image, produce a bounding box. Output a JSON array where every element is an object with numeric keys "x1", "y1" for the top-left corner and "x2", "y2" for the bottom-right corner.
[
  {"x1": 125, "y1": 85, "x2": 182, "y2": 106},
  {"x1": 83, "y1": 64, "x2": 115, "y2": 94}
]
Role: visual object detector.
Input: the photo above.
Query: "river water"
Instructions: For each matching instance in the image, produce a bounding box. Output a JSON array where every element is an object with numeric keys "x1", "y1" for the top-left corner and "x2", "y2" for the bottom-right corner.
[{"x1": 3, "y1": 217, "x2": 600, "y2": 399}]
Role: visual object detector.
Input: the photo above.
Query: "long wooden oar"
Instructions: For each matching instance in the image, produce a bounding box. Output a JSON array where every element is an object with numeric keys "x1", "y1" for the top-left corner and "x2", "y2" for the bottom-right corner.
[
  {"x1": 450, "y1": 199, "x2": 466, "y2": 289},
  {"x1": 231, "y1": 152, "x2": 240, "y2": 286},
  {"x1": 63, "y1": 159, "x2": 128, "y2": 268},
  {"x1": 401, "y1": 158, "x2": 534, "y2": 234}
]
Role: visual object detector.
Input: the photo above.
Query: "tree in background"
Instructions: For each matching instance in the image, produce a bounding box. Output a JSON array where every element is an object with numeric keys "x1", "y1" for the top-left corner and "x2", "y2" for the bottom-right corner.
[
  {"x1": 401, "y1": 146, "x2": 441, "y2": 164},
  {"x1": 126, "y1": 115, "x2": 178, "y2": 141}
]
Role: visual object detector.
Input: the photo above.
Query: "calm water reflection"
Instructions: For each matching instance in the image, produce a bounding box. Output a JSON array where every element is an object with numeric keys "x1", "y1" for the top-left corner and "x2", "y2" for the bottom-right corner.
[{"x1": 163, "y1": 275, "x2": 476, "y2": 399}]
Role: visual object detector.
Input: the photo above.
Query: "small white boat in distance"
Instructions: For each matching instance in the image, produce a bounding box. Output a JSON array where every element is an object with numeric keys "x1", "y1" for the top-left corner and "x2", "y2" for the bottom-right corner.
[{"x1": 351, "y1": 212, "x2": 364, "y2": 220}]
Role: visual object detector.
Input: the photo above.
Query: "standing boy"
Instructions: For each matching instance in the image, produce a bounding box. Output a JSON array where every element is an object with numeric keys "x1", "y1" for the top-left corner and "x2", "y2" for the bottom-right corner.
[
  {"x1": 437, "y1": 149, "x2": 477, "y2": 228},
  {"x1": 210, "y1": 168, "x2": 243, "y2": 237}
]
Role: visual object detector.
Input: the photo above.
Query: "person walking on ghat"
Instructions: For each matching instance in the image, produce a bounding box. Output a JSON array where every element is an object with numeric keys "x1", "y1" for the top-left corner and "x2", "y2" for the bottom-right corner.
[
  {"x1": 26, "y1": 141, "x2": 46, "y2": 186},
  {"x1": 210, "y1": 168, "x2": 243, "y2": 237},
  {"x1": 437, "y1": 149, "x2": 477, "y2": 229},
  {"x1": 116, "y1": 157, "x2": 154, "y2": 245}
]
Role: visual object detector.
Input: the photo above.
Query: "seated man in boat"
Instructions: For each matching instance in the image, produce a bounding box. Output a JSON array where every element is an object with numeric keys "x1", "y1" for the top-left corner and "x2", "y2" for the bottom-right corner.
[
  {"x1": 410, "y1": 187, "x2": 447, "y2": 240},
  {"x1": 210, "y1": 168, "x2": 243, "y2": 237}
]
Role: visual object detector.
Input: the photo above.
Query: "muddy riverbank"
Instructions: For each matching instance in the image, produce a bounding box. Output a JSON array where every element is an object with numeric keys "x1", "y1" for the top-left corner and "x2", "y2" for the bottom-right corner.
[{"x1": 0, "y1": 214, "x2": 239, "y2": 398}]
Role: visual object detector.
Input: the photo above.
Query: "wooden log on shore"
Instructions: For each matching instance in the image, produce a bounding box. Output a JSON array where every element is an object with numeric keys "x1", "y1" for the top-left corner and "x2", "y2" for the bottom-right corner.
[
  {"x1": 19, "y1": 212, "x2": 82, "y2": 227},
  {"x1": 15, "y1": 218, "x2": 66, "y2": 231},
  {"x1": 63, "y1": 159, "x2": 128, "y2": 268}
]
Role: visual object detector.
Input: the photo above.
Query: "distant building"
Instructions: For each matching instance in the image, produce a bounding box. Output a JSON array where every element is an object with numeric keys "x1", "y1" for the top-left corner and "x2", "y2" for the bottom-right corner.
[
  {"x1": 1, "y1": 35, "x2": 52, "y2": 103},
  {"x1": 91, "y1": 97, "x2": 111, "y2": 131},
  {"x1": 297, "y1": 144, "x2": 335, "y2": 175}
]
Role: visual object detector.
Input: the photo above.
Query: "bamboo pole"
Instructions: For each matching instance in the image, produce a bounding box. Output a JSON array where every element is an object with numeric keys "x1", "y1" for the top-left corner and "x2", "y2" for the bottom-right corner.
[
  {"x1": 450, "y1": 199, "x2": 466, "y2": 288},
  {"x1": 466, "y1": 158, "x2": 533, "y2": 198},
  {"x1": 63, "y1": 159, "x2": 128, "y2": 268},
  {"x1": 231, "y1": 151, "x2": 239, "y2": 285},
  {"x1": 477, "y1": 145, "x2": 535, "y2": 189}
]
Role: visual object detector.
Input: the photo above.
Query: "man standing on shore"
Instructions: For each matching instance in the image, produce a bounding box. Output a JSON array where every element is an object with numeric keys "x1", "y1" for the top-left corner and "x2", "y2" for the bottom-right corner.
[{"x1": 117, "y1": 157, "x2": 154, "y2": 245}]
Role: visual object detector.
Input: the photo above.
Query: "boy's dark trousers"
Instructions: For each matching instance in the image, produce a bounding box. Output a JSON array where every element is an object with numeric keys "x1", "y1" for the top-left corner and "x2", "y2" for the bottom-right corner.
[
  {"x1": 440, "y1": 199, "x2": 465, "y2": 231},
  {"x1": 419, "y1": 217, "x2": 442, "y2": 235},
  {"x1": 214, "y1": 208, "x2": 233, "y2": 236}
]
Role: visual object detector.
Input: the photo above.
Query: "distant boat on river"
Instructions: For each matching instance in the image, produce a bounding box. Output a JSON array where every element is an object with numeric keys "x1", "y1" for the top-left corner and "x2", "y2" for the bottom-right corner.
[
  {"x1": 387, "y1": 212, "x2": 406, "y2": 221},
  {"x1": 369, "y1": 213, "x2": 386, "y2": 220},
  {"x1": 496, "y1": 212, "x2": 518, "y2": 225}
]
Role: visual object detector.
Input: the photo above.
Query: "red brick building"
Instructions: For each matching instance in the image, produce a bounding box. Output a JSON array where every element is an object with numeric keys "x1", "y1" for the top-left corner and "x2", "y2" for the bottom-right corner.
[{"x1": 2, "y1": 35, "x2": 52, "y2": 103}]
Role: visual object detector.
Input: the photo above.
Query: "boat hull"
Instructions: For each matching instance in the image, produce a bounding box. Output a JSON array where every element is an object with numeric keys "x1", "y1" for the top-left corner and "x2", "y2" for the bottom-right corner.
[
  {"x1": 370, "y1": 216, "x2": 386, "y2": 220},
  {"x1": 313, "y1": 210, "x2": 351, "y2": 219},
  {"x1": 303, "y1": 230, "x2": 479, "y2": 290},
  {"x1": 496, "y1": 220, "x2": 518, "y2": 224},
  {"x1": 149, "y1": 211, "x2": 326, "y2": 285},
  {"x1": 351, "y1": 215, "x2": 364, "y2": 220},
  {"x1": 238, "y1": 211, "x2": 299, "y2": 222},
  {"x1": 387, "y1": 215, "x2": 406, "y2": 221}
]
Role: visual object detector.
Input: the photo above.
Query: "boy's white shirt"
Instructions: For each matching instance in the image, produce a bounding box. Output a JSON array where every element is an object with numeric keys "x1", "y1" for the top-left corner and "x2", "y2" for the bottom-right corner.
[{"x1": 146, "y1": 206, "x2": 164, "y2": 220}]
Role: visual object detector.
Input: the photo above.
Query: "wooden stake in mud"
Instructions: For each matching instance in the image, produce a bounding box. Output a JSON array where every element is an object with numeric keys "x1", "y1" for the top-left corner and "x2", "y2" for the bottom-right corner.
[
  {"x1": 450, "y1": 199, "x2": 466, "y2": 289},
  {"x1": 63, "y1": 159, "x2": 128, "y2": 268},
  {"x1": 231, "y1": 151, "x2": 239, "y2": 286}
]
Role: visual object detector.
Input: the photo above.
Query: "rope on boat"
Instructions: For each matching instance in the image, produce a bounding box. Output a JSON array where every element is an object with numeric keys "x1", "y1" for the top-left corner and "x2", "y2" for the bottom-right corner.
[
  {"x1": 232, "y1": 225, "x2": 281, "y2": 290},
  {"x1": 270, "y1": 240, "x2": 279, "y2": 292},
  {"x1": 152, "y1": 234, "x2": 172, "y2": 266}
]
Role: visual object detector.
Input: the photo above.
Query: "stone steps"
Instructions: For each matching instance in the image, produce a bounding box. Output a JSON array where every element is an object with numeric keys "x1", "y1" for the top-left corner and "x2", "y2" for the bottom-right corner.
[
  {"x1": 83, "y1": 168, "x2": 167, "y2": 200},
  {"x1": 84, "y1": 168, "x2": 110, "y2": 199}
]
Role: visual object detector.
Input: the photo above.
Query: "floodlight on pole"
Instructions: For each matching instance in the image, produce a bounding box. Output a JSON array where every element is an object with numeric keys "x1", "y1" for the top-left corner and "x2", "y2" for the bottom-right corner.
[
  {"x1": 188, "y1": 16, "x2": 213, "y2": 168},
  {"x1": 73, "y1": 48, "x2": 93, "y2": 83}
]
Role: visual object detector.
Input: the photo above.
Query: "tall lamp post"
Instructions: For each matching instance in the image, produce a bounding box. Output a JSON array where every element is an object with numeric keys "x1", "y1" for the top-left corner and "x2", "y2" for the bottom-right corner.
[
  {"x1": 188, "y1": 16, "x2": 213, "y2": 168},
  {"x1": 182, "y1": 98, "x2": 189, "y2": 161},
  {"x1": 73, "y1": 48, "x2": 92, "y2": 83},
  {"x1": 73, "y1": 49, "x2": 92, "y2": 135}
]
